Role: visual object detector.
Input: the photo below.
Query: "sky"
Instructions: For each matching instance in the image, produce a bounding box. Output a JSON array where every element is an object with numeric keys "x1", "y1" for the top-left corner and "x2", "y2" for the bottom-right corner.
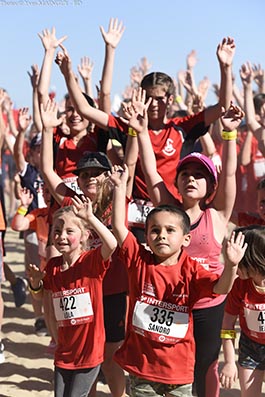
[{"x1": 0, "y1": 0, "x2": 264, "y2": 112}]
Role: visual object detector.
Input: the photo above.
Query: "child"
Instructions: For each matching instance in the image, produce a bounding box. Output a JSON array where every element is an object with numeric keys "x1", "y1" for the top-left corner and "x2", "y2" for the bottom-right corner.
[
  {"x1": 220, "y1": 225, "x2": 265, "y2": 397},
  {"x1": 110, "y1": 165, "x2": 247, "y2": 396},
  {"x1": 27, "y1": 196, "x2": 117, "y2": 397},
  {"x1": 121, "y1": 87, "x2": 244, "y2": 397},
  {"x1": 237, "y1": 178, "x2": 265, "y2": 226}
]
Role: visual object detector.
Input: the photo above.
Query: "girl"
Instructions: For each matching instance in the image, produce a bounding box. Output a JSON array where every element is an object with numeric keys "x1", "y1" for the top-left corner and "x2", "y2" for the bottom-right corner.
[
  {"x1": 40, "y1": 98, "x2": 130, "y2": 397},
  {"x1": 220, "y1": 225, "x2": 265, "y2": 397},
  {"x1": 27, "y1": 196, "x2": 117, "y2": 397},
  {"x1": 121, "y1": 87, "x2": 244, "y2": 397}
]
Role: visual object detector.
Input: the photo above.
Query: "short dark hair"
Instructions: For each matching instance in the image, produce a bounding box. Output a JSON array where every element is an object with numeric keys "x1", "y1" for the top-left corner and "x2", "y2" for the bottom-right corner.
[
  {"x1": 145, "y1": 204, "x2": 190, "y2": 235},
  {"x1": 235, "y1": 225, "x2": 265, "y2": 276},
  {"x1": 141, "y1": 72, "x2": 176, "y2": 97}
]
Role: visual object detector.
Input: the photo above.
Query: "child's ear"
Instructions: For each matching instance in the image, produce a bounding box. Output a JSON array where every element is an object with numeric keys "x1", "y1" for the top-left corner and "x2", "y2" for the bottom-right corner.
[
  {"x1": 182, "y1": 233, "x2": 191, "y2": 248},
  {"x1": 167, "y1": 94, "x2": 174, "y2": 106}
]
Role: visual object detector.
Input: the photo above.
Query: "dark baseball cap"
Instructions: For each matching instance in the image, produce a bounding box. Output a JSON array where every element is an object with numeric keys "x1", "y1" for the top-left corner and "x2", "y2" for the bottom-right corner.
[{"x1": 73, "y1": 152, "x2": 112, "y2": 176}]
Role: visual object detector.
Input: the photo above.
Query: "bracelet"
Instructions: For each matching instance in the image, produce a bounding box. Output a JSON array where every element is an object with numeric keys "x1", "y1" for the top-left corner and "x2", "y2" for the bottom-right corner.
[
  {"x1": 128, "y1": 127, "x2": 137, "y2": 137},
  {"x1": 16, "y1": 206, "x2": 28, "y2": 216},
  {"x1": 220, "y1": 329, "x2": 236, "y2": 339},
  {"x1": 175, "y1": 95, "x2": 182, "y2": 104},
  {"x1": 28, "y1": 280, "x2": 43, "y2": 294},
  {"x1": 221, "y1": 130, "x2": 237, "y2": 141}
]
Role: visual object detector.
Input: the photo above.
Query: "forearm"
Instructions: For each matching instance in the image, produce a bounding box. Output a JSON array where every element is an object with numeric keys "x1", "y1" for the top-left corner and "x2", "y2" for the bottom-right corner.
[
  {"x1": 13, "y1": 131, "x2": 26, "y2": 171},
  {"x1": 99, "y1": 45, "x2": 115, "y2": 113},
  {"x1": 11, "y1": 210, "x2": 30, "y2": 231},
  {"x1": 32, "y1": 88, "x2": 43, "y2": 132},
  {"x1": 213, "y1": 265, "x2": 237, "y2": 294},
  {"x1": 38, "y1": 49, "x2": 56, "y2": 104},
  {"x1": 137, "y1": 130, "x2": 164, "y2": 205},
  {"x1": 65, "y1": 70, "x2": 109, "y2": 129},
  {"x1": 7, "y1": 110, "x2": 18, "y2": 138},
  {"x1": 87, "y1": 215, "x2": 117, "y2": 259},
  {"x1": 244, "y1": 84, "x2": 260, "y2": 131},
  {"x1": 219, "y1": 64, "x2": 233, "y2": 110},
  {"x1": 199, "y1": 132, "x2": 216, "y2": 157},
  {"x1": 112, "y1": 183, "x2": 128, "y2": 246},
  {"x1": 240, "y1": 131, "x2": 253, "y2": 166}
]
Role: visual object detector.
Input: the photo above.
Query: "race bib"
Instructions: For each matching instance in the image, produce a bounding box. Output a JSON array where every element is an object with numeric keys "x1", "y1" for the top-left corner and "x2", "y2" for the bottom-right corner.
[
  {"x1": 244, "y1": 307, "x2": 265, "y2": 336},
  {"x1": 128, "y1": 199, "x2": 153, "y2": 227},
  {"x1": 53, "y1": 288, "x2": 93, "y2": 327},
  {"x1": 63, "y1": 176, "x2": 83, "y2": 195},
  {"x1": 132, "y1": 300, "x2": 189, "y2": 344}
]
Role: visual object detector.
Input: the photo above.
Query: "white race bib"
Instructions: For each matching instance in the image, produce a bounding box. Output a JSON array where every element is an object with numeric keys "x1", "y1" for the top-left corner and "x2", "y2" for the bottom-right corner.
[
  {"x1": 128, "y1": 199, "x2": 153, "y2": 227},
  {"x1": 53, "y1": 288, "x2": 93, "y2": 327},
  {"x1": 132, "y1": 300, "x2": 189, "y2": 344}
]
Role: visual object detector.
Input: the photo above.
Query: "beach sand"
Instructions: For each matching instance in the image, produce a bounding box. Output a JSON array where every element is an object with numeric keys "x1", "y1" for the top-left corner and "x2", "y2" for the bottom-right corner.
[{"x1": 0, "y1": 226, "x2": 264, "y2": 397}]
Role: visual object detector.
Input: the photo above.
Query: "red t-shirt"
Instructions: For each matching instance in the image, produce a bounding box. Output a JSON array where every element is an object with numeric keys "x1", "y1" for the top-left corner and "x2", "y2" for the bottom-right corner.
[
  {"x1": 108, "y1": 111, "x2": 208, "y2": 200},
  {"x1": 55, "y1": 133, "x2": 98, "y2": 178},
  {"x1": 225, "y1": 277, "x2": 265, "y2": 344},
  {"x1": 114, "y1": 232, "x2": 219, "y2": 384},
  {"x1": 43, "y1": 248, "x2": 109, "y2": 369}
]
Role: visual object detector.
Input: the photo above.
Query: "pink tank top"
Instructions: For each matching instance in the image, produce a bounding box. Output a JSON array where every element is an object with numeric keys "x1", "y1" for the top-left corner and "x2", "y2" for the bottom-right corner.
[{"x1": 185, "y1": 208, "x2": 226, "y2": 309}]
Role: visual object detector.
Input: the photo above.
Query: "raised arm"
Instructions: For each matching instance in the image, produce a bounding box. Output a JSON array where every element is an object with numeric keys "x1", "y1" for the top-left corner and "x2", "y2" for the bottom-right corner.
[
  {"x1": 204, "y1": 37, "x2": 235, "y2": 126},
  {"x1": 39, "y1": 99, "x2": 68, "y2": 204},
  {"x1": 28, "y1": 64, "x2": 42, "y2": 132},
  {"x1": 37, "y1": 27, "x2": 67, "y2": 105},
  {"x1": 13, "y1": 108, "x2": 32, "y2": 172},
  {"x1": 125, "y1": 88, "x2": 175, "y2": 205},
  {"x1": 72, "y1": 195, "x2": 117, "y2": 260},
  {"x1": 99, "y1": 17, "x2": 125, "y2": 113},
  {"x1": 55, "y1": 44, "x2": 109, "y2": 129},
  {"x1": 77, "y1": 56, "x2": 94, "y2": 97},
  {"x1": 213, "y1": 230, "x2": 246, "y2": 294},
  {"x1": 110, "y1": 165, "x2": 129, "y2": 246},
  {"x1": 212, "y1": 103, "x2": 245, "y2": 221}
]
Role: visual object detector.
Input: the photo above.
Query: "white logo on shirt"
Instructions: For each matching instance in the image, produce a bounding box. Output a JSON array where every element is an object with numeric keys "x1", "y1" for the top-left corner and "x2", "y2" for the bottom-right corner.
[{"x1": 162, "y1": 138, "x2": 176, "y2": 156}]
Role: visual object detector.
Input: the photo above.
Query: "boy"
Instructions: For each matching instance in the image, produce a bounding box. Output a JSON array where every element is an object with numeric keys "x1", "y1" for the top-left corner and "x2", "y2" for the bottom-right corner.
[{"x1": 110, "y1": 165, "x2": 247, "y2": 397}]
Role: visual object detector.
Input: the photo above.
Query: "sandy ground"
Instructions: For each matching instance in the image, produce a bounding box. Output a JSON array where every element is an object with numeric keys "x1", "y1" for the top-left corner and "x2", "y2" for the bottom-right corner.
[{"x1": 0, "y1": 226, "x2": 264, "y2": 397}]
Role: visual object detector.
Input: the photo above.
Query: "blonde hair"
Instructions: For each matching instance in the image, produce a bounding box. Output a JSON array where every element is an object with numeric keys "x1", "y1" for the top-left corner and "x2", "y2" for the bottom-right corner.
[{"x1": 52, "y1": 206, "x2": 89, "y2": 250}]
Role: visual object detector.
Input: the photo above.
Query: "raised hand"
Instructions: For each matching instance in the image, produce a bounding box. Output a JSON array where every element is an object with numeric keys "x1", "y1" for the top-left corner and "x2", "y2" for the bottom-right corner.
[
  {"x1": 99, "y1": 17, "x2": 125, "y2": 49},
  {"x1": 27, "y1": 263, "x2": 46, "y2": 287},
  {"x1": 240, "y1": 62, "x2": 253, "y2": 86},
  {"x1": 38, "y1": 26, "x2": 67, "y2": 51},
  {"x1": 217, "y1": 37, "x2": 236, "y2": 67},
  {"x1": 27, "y1": 64, "x2": 40, "y2": 89},
  {"x1": 121, "y1": 87, "x2": 151, "y2": 134},
  {"x1": 40, "y1": 99, "x2": 62, "y2": 129},
  {"x1": 77, "y1": 56, "x2": 94, "y2": 82},
  {"x1": 18, "y1": 187, "x2": 33, "y2": 207},
  {"x1": 18, "y1": 108, "x2": 32, "y2": 132},
  {"x1": 55, "y1": 44, "x2": 72, "y2": 77},
  {"x1": 187, "y1": 49, "x2": 197, "y2": 70},
  {"x1": 225, "y1": 231, "x2": 247, "y2": 267},
  {"x1": 109, "y1": 164, "x2": 128, "y2": 188},
  {"x1": 221, "y1": 102, "x2": 245, "y2": 131},
  {"x1": 72, "y1": 195, "x2": 93, "y2": 223}
]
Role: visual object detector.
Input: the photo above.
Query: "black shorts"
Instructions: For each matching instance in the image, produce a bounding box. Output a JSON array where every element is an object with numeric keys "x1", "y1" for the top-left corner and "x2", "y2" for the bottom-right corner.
[{"x1": 103, "y1": 292, "x2": 127, "y2": 343}]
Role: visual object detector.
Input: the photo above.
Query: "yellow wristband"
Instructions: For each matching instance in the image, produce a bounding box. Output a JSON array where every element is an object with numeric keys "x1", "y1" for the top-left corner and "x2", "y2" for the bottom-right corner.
[
  {"x1": 175, "y1": 95, "x2": 182, "y2": 103},
  {"x1": 17, "y1": 206, "x2": 28, "y2": 216},
  {"x1": 221, "y1": 130, "x2": 237, "y2": 141},
  {"x1": 128, "y1": 127, "x2": 137, "y2": 137},
  {"x1": 220, "y1": 329, "x2": 236, "y2": 339},
  {"x1": 28, "y1": 281, "x2": 43, "y2": 294}
]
